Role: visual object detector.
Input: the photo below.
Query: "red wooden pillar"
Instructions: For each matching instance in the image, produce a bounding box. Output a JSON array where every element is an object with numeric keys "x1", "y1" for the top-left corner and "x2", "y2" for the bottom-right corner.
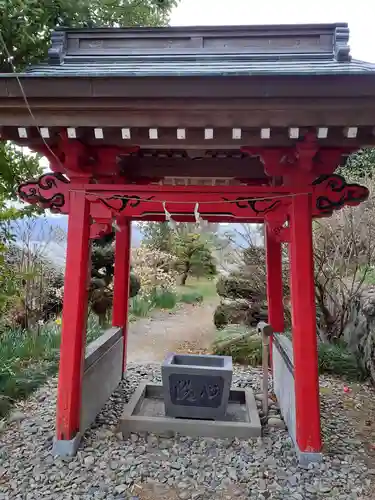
[
  {"x1": 112, "y1": 218, "x2": 132, "y2": 372},
  {"x1": 265, "y1": 222, "x2": 284, "y2": 333},
  {"x1": 56, "y1": 191, "x2": 90, "y2": 441},
  {"x1": 289, "y1": 194, "x2": 321, "y2": 453},
  {"x1": 265, "y1": 222, "x2": 284, "y2": 369}
]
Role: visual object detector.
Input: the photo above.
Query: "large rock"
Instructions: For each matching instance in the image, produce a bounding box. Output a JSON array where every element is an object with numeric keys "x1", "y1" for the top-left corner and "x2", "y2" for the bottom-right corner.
[
  {"x1": 214, "y1": 299, "x2": 268, "y2": 329},
  {"x1": 343, "y1": 286, "x2": 375, "y2": 383},
  {"x1": 216, "y1": 275, "x2": 265, "y2": 301}
]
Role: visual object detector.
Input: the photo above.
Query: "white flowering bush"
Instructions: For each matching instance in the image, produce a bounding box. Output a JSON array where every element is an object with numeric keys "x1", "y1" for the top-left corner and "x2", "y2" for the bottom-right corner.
[
  {"x1": 0, "y1": 243, "x2": 66, "y2": 331},
  {"x1": 131, "y1": 246, "x2": 178, "y2": 299}
]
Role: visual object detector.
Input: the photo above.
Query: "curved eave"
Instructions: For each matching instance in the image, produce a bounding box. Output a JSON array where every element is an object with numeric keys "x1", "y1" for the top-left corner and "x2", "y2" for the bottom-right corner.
[
  {"x1": 2, "y1": 71, "x2": 375, "y2": 100},
  {"x1": 2, "y1": 71, "x2": 375, "y2": 132},
  {"x1": 5, "y1": 57, "x2": 375, "y2": 77}
]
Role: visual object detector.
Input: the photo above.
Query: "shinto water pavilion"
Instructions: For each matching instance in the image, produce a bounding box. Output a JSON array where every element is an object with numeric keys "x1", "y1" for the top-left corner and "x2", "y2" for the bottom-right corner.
[{"x1": 0, "y1": 23, "x2": 374, "y2": 461}]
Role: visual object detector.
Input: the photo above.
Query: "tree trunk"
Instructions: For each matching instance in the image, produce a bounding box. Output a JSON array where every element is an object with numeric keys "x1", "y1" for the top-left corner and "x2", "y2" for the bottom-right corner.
[
  {"x1": 181, "y1": 272, "x2": 188, "y2": 286},
  {"x1": 99, "y1": 313, "x2": 106, "y2": 327},
  {"x1": 181, "y1": 262, "x2": 191, "y2": 286}
]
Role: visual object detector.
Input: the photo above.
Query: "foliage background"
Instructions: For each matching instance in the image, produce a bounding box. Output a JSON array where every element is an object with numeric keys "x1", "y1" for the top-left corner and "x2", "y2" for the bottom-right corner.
[
  {"x1": 0, "y1": 0, "x2": 180, "y2": 416},
  {"x1": 0, "y1": 0, "x2": 178, "y2": 221}
]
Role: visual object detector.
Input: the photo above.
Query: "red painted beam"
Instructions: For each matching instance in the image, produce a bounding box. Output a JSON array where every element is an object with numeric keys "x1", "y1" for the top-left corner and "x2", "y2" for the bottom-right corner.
[
  {"x1": 289, "y1": 194, "x2": 321, "y2": 454},
  {"x1": 84, "y1": 183, "x2": 300, "y2": 198},
  {"x1": 17, "y1": 172, "x2": 368, "y2": 224},
  {"x1": 56, "y1": 191, "x2": 91, "y2": 441},
  {"x1": 86, "y1": 183, "x2": 293, "y2": 221}
]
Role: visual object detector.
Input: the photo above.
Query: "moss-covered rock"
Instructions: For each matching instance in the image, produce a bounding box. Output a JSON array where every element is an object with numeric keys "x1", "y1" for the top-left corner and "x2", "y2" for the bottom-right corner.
[
  {"x1": 212, "y1": 326, "x2": 263, "y2": 366},
  {"x1": 214, "y1": 299, "x2": 268, "y2": 329},
  {"x1": 216, "y1": 275, "x2": 264, "y2": 301}
]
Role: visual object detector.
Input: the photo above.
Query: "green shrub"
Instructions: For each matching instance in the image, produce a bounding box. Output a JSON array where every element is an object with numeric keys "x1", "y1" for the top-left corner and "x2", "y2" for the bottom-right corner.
[
  {"x1": 213, "y1": 324, "x2": 248, "y2": 343},
  {"x1": 213, "y1": 305, "x2": 227, "y2": 329},
  {"x1": 214, "y1": 301, "x2": 249, "y2": 329},
  {"x1": 211, "y1": 326, "x2": 365, "y2": 381},
  {"x1": 0, "y1": 315, "x2": 103, "y2": 418},
  {"x1": 213, "y1": 300, "x2": 268, "y2": 330},
  {"x1": 85, "y1": 315, "x2": 103, "y2": 343},
  {"x1": 317, "y1": 342, "x2": 366, "y2": 380},
  {"x1": 179, "y1": 291, "x2": 204, "y2": 304},
  {"x1": 129, "y1": 272, "x2": 141, "y2": 298},
  {"x1": 130, "y1": 289, "x2": 178, "y2": 317},
  {"x1": 130, "y1": 296, "x2": 152, "y2": 317},
  {"x1": 359, "y1": 265, "x2": 375, "y2": 285},
  {"x1": 0, "y1": 328, "x2": 60, "y2": 418},
  {"x1": 152, "y1": 289, "x2": 177, "y2": 309},
  {"x1": 212, "y1": 326, "x2": 262, "y2": 366}
]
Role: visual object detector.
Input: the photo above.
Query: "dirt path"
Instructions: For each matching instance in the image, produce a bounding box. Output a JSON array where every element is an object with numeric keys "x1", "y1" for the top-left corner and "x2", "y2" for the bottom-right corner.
[{"x1": 127, "y1": 299, "x2": 218, "y2": 363}]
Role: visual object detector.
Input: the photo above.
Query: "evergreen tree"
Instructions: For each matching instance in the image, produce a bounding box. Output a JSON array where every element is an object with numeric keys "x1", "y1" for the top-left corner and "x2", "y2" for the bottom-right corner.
[
  {"x1": 141, "y1": 222, "x2": 173, "y2": 252},
  {"x1": 90, "y1": 231, "x2": 140, "y2": 324},
  {"x1": 141, "y1": 222, "x2": 218, "y2": 285}
]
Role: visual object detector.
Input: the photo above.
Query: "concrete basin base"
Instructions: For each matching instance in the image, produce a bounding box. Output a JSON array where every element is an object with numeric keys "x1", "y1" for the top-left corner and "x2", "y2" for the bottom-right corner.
[{"x1": 119, "y1": 383, "x2": 261, "y2": 439}]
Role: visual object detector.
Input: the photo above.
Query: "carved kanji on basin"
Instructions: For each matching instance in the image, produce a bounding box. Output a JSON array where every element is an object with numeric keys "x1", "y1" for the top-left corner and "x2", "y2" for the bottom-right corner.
[{"x1": 161, "y1": 353, "x2": 233, "y2": 419}]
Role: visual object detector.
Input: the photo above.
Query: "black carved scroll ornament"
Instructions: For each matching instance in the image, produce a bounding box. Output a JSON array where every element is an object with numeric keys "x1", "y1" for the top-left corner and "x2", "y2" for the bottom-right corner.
[
  {"x1": 312, "y1": 174, "x2": 369, "y2": 215},
  {"x1": 222, "y1": 197, "x2": 281, "y2": 215},
  {"x1": 17, "y1": 173, "x2": 70, "y2": 213},
  {"x1": 97, "y1": 195, "x2": 155, "y2": 213}
]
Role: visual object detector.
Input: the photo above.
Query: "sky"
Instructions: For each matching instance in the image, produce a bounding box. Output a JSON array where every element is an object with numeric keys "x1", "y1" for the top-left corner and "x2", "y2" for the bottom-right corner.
[{"x1": 170, "y1": 0, "x2": 375, "y2": 63}]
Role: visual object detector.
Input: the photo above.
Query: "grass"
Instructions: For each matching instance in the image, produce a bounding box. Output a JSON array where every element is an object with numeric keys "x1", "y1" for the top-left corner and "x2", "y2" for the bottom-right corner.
[
  {"x1": 317, "y1": 341, "x2": 366, "y2": 380},
  {"x1": 179, "y1": 290, "x2": 204, "y2": 304},
  {"x1": 153, "y1": 290, "x2": 178, "y2": 309},
  {"x1": 129, "y1": 296, "x2": 153, "y2": 318},
  {"x1": 130, "y1": 289, "x2": 178, "y2": 319},
  {"x1": 0, "y1": 282, "x2": 214, "y2": 418},
  {"x1": 212, "y1": 325, "x2": 262, "y2": 366},
  {"x1": 177, "y1": 277, "x2": 217, "y2": 303},
  {"x1": 212, "y1": 326, "x2": 366, "y2": 381},
  {"x1": 359, "y1": 265, "x2": 375, "y2": 285},
  {"x1": 0, "y1": 315, "x2": 102, "y2": 418},
  {"x1": 130, "y1": 280, "x2": 216, "y2": 318}
]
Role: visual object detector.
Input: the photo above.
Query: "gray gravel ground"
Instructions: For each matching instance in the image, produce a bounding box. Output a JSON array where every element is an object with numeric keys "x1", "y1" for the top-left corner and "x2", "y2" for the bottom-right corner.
[{"x1": 0, "y1": 363, "x2": 374, "y2": 500}]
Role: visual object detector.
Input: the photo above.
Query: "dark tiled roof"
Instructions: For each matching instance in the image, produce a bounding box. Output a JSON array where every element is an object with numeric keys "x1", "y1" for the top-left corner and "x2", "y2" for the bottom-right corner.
[
  {"x1": 25, "y1": 57, "x2": 375, "y2": 77},
  {"x1": 5, "y1": 23, "x2": 375, "y2": 78}
]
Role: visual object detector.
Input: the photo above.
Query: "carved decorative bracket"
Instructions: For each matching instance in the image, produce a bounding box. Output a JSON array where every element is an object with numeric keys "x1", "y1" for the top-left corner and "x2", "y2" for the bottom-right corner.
[
  {"x1": 312, "y1": 174, "x2": 369, "y2": 215},
  {"x1": 334, "y1": 25, "x2": 351, "y2": 62},
  {"x1": 31, "y1": 135, "x2": 140, "y2": 182},
  {"x1": 48, "y1": 30, "x2": 67, "y2": 65},
  {"x1": 17, "y1": 172, "x2": 369, "y2": 227},
  {"x1": 242, "y1": 134, "x2": 356, "y2": 185},
  {"x1": 18, "y1": 172, "x2": 71, "y2": 214},
  {"x1": 17, "y1": 172, "x2": 113, "y2": 239}
]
